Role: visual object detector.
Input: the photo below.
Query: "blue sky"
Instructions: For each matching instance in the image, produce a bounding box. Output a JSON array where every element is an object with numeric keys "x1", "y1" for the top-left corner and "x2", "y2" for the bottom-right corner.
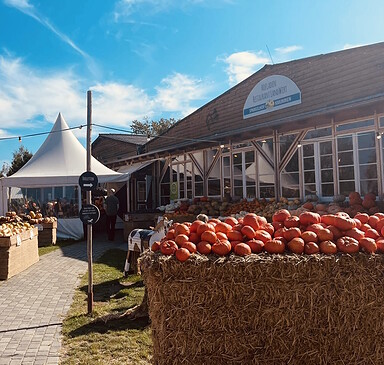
[{"x1": 0, "y1": 0, "x2": 384, "y2": 167}]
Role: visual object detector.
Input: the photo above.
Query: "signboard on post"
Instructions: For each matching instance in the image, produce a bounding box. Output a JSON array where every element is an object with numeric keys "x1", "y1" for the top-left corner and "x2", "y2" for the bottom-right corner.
[
  {"x1": 79, "y1": 204, "x2": 100, "y2": 225},
  {"x1": 79, "y1": 171, "x2": 98, "y2": 191}
]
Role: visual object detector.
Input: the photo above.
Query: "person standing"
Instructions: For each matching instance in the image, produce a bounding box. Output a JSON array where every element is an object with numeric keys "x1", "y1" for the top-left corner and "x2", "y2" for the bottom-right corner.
[{"x1": 104, "y1": 188, "x2": 119, "y2": 241}]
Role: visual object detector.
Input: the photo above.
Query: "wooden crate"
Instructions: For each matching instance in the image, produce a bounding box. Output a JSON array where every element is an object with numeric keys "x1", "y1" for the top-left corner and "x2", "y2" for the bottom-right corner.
[
  {"x1": 37, "y1": 222, "x2": 57, "y2": 247},
  {"x1": 0, "y1": 227, "x2": 39, "y2": 280}
]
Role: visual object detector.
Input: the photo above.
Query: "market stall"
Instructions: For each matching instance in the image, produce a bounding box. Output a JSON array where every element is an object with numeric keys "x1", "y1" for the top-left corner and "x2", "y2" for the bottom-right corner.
[{"x1": 0, "y1": 113, "x2": 129, "y2": 240}]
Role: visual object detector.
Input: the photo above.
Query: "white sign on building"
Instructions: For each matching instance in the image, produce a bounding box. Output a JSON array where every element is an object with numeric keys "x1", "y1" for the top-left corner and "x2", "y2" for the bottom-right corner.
[{"x1": 243, "y1": 75, "x2": 301, "y2": 119}]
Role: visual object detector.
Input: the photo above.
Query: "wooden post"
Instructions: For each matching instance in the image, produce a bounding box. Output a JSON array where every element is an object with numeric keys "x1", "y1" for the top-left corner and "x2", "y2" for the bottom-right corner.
[{"x1": 86, "y1": 90, "x2": 93, "y2": 314}]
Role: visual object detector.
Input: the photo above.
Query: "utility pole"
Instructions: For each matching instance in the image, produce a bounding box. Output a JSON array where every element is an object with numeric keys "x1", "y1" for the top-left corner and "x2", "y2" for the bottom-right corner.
[{"x1": 86, "y1": 90, "x2": 93, "y2": 314}]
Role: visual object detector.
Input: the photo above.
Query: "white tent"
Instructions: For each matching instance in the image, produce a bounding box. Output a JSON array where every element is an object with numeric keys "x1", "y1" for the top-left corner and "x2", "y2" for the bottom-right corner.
[{"x1": 0, "y1": 113, "x2": 129, "y2": 239}]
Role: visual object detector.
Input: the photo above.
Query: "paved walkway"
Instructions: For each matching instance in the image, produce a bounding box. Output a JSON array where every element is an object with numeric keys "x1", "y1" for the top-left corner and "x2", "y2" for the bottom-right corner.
[{"x1": 0, "y1": 231, "x2": 127, "y2": 365}]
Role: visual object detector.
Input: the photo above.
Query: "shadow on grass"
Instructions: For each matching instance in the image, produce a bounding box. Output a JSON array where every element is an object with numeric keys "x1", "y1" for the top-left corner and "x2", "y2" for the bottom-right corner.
[
  {"x1": 68, "y1": 313, "x2": 150, "y2": 337},
  {"x1": 78, "y1": 279, "x2": 144, "y2": 302}
]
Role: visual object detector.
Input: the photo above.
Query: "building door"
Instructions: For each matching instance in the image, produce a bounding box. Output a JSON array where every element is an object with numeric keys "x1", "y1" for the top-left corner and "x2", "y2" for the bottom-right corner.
[{"x1": 302, "y1": 140, "x2": 334, "y2": 199}]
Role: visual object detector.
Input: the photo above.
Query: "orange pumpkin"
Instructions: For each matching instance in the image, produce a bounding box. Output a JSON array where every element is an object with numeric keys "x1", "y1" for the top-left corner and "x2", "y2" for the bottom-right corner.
[
  {"x1": 211, "y1": 240, "x2": 231, "y2": 256},
  {"x1": 283, "y1": 227, "x2": 301, "y2": 241},
  {"x1": 160, "y1": 240, "x2": 178, "y2": 255},
  {"x1": 200, "y1": 230, "x2": 217, "y2": 244},
  {"x1": 319, "y1": 240, "x2": 337, "y2": 255},
  {"x1": 234, "y1": 242, "x2": 252, "y2": 256},
  {"x1": 175, "y1": 247, "x2": 191, "y2": 262},
  {"x1": 224, "y1": 217, "x2": 238, "y2": 227},
  {"x1": 317, "y1": 228, "x2": 334, "y2": 242},
  {"x1": 274, "y1": 227, "x2": 287, "y2": 238},
  {"x1": 368, "y1": 215, "x2": 380, "y2": 229},
  {"x1": 181, "y1": 241, "x2": 197, "y2": 253},
  {"x1": 227, "y1": 230, "x2": 244, "y2": 241},
  {"x1": 175, "y1": 223, "x2": 190, "y2": 236},
  {"x1": 272, "y1": 221, "x2": 284, "y2": 230},
  {"x1": 196, "y1": 241, "x2": 212, "y2": 255},
  {"x1": 344, "y1": 228, "x2": 365, "y2": 242},
  {"x1": 375, "y1": 218, "x2": 384, "y2": 233},
  {"x1": 232, "y1": 223, "x2": 244, "y2": 232},
  {"x1": 321, "y1": 214, "x2": 336, "y2": 226},
  {"x1": 165, "y1": 229, "x2": 176, "y2": 240},
  {"x1": 284, "y1": 216, "x2": 300, "y2": 228},
  {"x1": 301, "y1": 230, "x2": 318, "y2": 243},
  {"x1": 247, "y1": 239, "x2": 264, "y2": 253},
  {"x1": 175, "y1": 234, "x2": 190, "y2": 246},
  {"x1": 264, "y1": 239, "x2": 285, "y2": 254},
  {"x1": 359, "y1": 237, "x2": 377, "y2": 254},
  {"x1": 263, "y1": 223, "x2": 275, "y2": 236},
  {"x1": 254, "y1": 229, "x2": 272, "y2": 243},
  {"x1": 354, "y1": 212, "x2": 369, "y2": 224},
  {"x1": 189, "y1": 232, "x2": 200, "y2": 244},
  {"x1": 242, "y1": 213, "x2": 260, "y2": 230},
  {"x1": 365, "y1": 228, "x2": 380, "y2": 240},
  {"x1": 376, "y1": 238, "x2": 384, "y2": 253},
  {"x1": 336, "y1": 236, "x2": 359, "y2": 253},
  {"x1": 361, "y1": 223, "x2": 371, "y2": 233},
  {"x1": 241, "y1": 225, "x2": 256, "y2": 239},
  {"x1": 333, "y1": 216, "x2": 356, "y2": 231},
  {"x1": 288, "y1": 237, "x2": 305, "y2": 254},
  {"x1": 304, "y1": 242, "x2": 320, "y2": 254},
  {"x1": 299, "y1": 212, "x2": 321, "y2": 226},
  {"x1": 327, "y1": 225, "x2": 343, "y2": 240},
  {"x1": 306, "y1": 223, "x2": 326, "y2": 234},
  {"x1": 197, "y1": 223, "x2": 215, "y2": 236},
  {"x1": 216, "y1": 232, "x2": 228, "y2": 241},
  {"x1": 272, "y1": 209, "x2": 291, "y2": 223},
  {"x1": 151, "y1": 241, "x2": 161, "y2": 252},
  {"x1": 215, "y1": 222, "x2": 233, "y2": 234},
  {"x1": 190, "y1": 220, "x2": 205, "y2": 233}
]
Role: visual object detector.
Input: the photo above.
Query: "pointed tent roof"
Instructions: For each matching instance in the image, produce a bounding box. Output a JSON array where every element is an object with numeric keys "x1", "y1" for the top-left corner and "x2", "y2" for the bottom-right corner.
[{"x1": 1, "y1": 113, "x2": 127, "y2": 187}]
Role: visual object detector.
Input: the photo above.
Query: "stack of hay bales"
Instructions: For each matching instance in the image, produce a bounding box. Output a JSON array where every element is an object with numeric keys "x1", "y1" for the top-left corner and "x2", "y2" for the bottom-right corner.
[{"x1": 140, "y1": 251, "x2": 384, "y2": 365}]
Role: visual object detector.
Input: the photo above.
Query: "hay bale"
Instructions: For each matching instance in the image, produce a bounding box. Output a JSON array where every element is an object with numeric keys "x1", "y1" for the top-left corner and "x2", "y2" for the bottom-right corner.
[{"x1": 140, "y1": 251, "x2": 384, "y2": 365}]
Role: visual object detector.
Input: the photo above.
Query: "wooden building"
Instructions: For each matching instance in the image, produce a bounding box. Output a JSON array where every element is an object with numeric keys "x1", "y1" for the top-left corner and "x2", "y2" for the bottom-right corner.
[{"x1": 95, "y1": 42, "x2": 384, "y2": 211}]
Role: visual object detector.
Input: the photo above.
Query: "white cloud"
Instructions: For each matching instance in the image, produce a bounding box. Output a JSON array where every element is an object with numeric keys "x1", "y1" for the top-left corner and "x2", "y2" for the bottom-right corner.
[
  {"x1": 114, "y1": 0, "x2": 233, "y2": 20},
  {"x1": 220, "y1": 51, "x2": 269, "y2": 86},
  {"x1": 3, "y1": 0, "x2": 99, "y2": 76},
  {"x1": 155, "y1": 72, "x2": 211, "y2": 117},
  {"x1": 91, "y1": 82, "x2": 154, "y2": 125},
  {"x1": 275, "y1": 45, "x2": 303, "y2": 54},
  {"x1": 0, "y1": 55, "x2": 212, "y2": 131},
  {"x1": 343, "y1": 43, "x2": 365, "y2": 50}
]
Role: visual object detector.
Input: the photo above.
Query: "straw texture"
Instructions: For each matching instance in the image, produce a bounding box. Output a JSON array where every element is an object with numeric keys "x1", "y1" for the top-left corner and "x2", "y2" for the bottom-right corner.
[{"x1": 140, "y1": 251, "x2": 384, "y2": 365}]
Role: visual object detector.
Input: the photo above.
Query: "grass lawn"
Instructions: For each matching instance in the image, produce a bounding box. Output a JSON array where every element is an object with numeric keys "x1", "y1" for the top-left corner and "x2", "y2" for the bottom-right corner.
[
  {"x1": 60, "y1": 248, "x2": 152, "y2": 365},
  {"x1": 38, "y1": 239, "x2": 80, "y2": 256}
]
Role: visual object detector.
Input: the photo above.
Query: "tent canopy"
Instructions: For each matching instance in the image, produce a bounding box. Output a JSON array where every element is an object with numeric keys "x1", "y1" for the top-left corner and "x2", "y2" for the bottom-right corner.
[{"x1": 1, "y1": 113, "x2": 128, "y2": 187}]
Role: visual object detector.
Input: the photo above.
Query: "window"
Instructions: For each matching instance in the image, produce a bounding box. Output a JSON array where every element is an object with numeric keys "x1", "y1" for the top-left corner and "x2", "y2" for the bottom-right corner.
[
  {"x1": 336, "y1": 119, "x2": 374, "y2": 132},
  {"x1": 160, "y1": 164, "x2": 170, "y2": 205},
  {"x1": 281, "y1": 150, "x2": 300, "y2": 198},
  {"x1": 301, "y1": 141, "x2": 334, "y2": 198},
  {"x1": 207, "y1": 149, "x2": 221, "y2": 196},
  {"x1": 337, "y1": 131, "x2": 378, "y2": 196}
]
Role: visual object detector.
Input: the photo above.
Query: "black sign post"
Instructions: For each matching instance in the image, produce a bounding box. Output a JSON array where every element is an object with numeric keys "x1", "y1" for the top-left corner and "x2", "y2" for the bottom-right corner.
[
  {"x1": 79, "y1": 171, "x2": 98, "y2": 192},
  {"x1": 79, "y1": 204, "x2": 100, "y2": 225}
]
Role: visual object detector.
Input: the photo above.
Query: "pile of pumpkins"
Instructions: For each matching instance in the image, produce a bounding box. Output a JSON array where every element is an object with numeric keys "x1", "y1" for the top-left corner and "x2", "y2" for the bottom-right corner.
[{"x1": 152, "y1": 209, "x2": 384, "y2": 261}]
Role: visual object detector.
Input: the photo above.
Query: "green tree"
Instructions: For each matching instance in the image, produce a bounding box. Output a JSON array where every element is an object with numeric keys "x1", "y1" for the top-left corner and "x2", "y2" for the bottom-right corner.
[
  {"x1": 131, "y1": 117, "x2": 178, "y2": 136},
  {"x1": 7, "y1": 146, "x2": 33, "y2": 176},
  {"x1": 0, "y1": 162, "x2": 10, "y2": 178}
]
